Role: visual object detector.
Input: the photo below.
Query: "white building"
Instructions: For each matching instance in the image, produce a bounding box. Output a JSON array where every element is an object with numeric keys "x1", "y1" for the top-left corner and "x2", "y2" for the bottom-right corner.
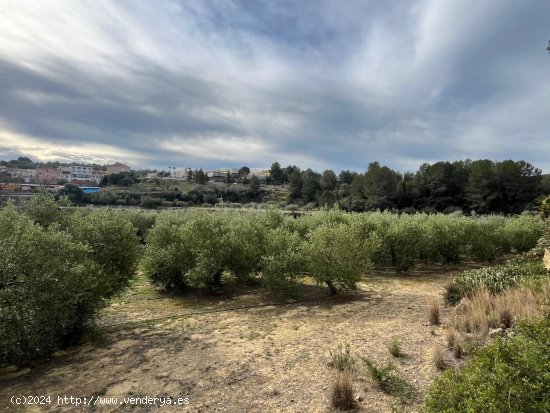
[{"x1": 59, "y1": 165, "x2": 103, "y2": 184}]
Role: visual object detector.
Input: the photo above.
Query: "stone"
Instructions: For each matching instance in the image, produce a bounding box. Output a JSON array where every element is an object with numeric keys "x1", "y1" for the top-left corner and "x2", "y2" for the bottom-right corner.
[
  {"x1": 543, "y1": 249, "x2": 550, "y2": 271},
  {"x1": 488, "y1": 328, "x2": 504, "y2": 338}
]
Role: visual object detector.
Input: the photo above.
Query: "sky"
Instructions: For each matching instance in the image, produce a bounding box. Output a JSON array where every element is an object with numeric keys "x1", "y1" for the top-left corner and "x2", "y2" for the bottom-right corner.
[{"x1": 0, "y1": 0, "x2": 549, "y2": 173}]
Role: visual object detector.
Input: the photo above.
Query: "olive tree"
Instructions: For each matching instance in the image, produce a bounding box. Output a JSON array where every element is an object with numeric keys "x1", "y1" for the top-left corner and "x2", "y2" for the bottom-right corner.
[
  {"x1": 0, "y1": 203, "x2": 103, "y2": 366},
  {"x1": 261, "y1": 227, "x2": 306, "y2": 295},
  {"x1": 304, "y1": 221, "x2": 378, "y2": 294}
]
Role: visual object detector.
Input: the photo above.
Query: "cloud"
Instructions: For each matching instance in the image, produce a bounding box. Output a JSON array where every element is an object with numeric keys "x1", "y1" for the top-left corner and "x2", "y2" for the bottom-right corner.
[
  {"x1": 0, "y1": 0, "x2": 549, "y2": 172},
  {"x1": 0, "y1": 127, "x2": 147, "y2": 165}
]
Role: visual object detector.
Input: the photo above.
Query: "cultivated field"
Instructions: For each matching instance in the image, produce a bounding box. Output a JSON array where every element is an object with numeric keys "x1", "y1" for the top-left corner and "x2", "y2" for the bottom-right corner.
[
  {"x1": 1, "y1": 193, "x2": 548, "y2": 412},
  {"x1": 0, "y1": 264, "x2": 476, "y2": 413}
]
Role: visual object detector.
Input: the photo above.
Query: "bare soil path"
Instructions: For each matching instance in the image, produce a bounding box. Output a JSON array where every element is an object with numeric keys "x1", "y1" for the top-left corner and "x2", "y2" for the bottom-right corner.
[{"x1": 0, "y1": 264, "x2": 473, "y2": 413}]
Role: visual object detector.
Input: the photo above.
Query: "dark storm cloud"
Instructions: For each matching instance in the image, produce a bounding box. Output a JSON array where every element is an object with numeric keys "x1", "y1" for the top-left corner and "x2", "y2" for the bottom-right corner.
[{"x1": 0, "y1": 0, "x2": 549, "y2": 171}]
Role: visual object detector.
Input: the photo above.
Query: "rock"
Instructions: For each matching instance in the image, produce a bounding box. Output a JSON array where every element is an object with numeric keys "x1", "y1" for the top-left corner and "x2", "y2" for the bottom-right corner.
[
  {"x1": 544, "y1": 249, "x2": 550, "y2": 271},
  {"x1": 488, "y1": 328, "x2": 504, "y2": 338}
]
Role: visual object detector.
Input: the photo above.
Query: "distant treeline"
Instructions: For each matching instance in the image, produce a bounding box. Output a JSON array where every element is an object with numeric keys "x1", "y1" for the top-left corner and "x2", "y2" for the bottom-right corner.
[
  {"x1": 268, "y1": 159, "x2": 550, "y2": 213},
  {"x1": 3, "y1": 156, "x2": 549, "y2": 213}
]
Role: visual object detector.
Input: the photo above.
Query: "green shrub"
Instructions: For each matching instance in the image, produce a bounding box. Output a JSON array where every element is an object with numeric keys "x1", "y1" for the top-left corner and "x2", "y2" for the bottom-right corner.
[
  {"x1": 362, "y1": 357, "x2": 416, "y2": 401},
  {"x1": 121, "y1": 209, "x2": 158, "y2": 243},
  {"x1": 424, "y1": 213, "x2": 468, "y2": 264},
  {"x1": 425, "y1": 318, "x2": 550, "y2": 413},
  {"x1": 445, "y1": 261, "x2": 549, "y2": 304},
  {"x1": 141, "y1": 209, "x2": 545, "y2": 294},
  {"x1": 140, "y1": 196, "x2": 162, "y2": 209},
  {"x1": 142, "y1": 211, "x2": 230, "y2": 290},
  {"x1": 329, "y1": 343, "x2": 355, "y2": 372},
  {"x1": 382, "y1": 216, "x2": 423, "y2": 271},
  {"x1": 261, "y1": 227, "x2": 305, "y2": 295},
  {"x1": 141, "y1": 211, "x2": 265, "y2": 289},
  {"x1": 66, "y1": 208, "x2": 140, "y2": 296},
  {"x1": 0, "y1": 204, "x2": 104, "y2": 366},
  {"x1": 498, "y1": 213, "x2": 545, "y2": 254},
  {"x1": 223, "y1": 214, "x2": 266, "y2": 282},
  {"x1": 466, "y1": 216, "x2": 504, "y2": 262},
  {"x1": 23, "y1": 187, "x2": 71, "y2": 227},
  {"x1": 140, "y1": 213, "x2": 191, "y2": 290},
  {"x1": 388, "y1": 338, "x2": 401, "y2": 357},
  {"x1": 304, "y1": 221, "x2": 378, "y2": 294}
]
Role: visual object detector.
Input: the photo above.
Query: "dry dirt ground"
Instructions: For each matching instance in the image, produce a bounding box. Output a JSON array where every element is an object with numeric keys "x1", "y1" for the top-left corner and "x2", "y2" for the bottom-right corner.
[{"x1": 0, "y1": 264, "x2": 480, "y2": 413}]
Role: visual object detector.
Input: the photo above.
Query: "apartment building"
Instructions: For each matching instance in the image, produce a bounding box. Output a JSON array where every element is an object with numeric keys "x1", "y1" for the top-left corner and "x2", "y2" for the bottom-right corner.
[{"x1": 60, "y1": 165, "x2": 104, "y2": 184}]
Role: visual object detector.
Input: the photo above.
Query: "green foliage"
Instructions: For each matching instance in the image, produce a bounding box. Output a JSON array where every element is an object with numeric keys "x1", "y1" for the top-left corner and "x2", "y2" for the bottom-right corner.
[
  {"x1": 66, "y1": 208, "x2": 140, "y2": 296},
  {"x1": 142, "y1": 208, "x2": 545, "y2": 296},
  {"x1": 140, "y1": 196, "x2": 162, "y2": 209},
  {"x1": 541, "y1": 195, "x2": 550, "y2": 218},
  {"x1": 100, "y1": 171, "x2": 138, "y2": 187},
  {"x1": 140, "y1": 213, "x2": 191, "y2": 290},
  {"x1": 329, "y1": 343, "x2": 355, "y2": 372},
  {"x1": 303, "y1": 221, "x2": 378, "y2": 294},
  {"x1": 142, "y1": 211, "x2": 252, "y2": 290},
  {"x1": 261, "y1": 227, "x2": 305, "y2": 295},
  {"x1": 120, "y1": 209, "x2": 158, "y2": 243},
  {"x1": 1, "y1": 193, "x2": 142, "y2": 366},
  {"x1": 58, "y1": 184, "x2": 85, "y2": 203},
  {"x1": 23, "y1": 187, "x2": 71, "y2": 227},
  {"x1": 0, "y1": 204, "x2": 102, "y2": 365},
  {"x1": 425, "y1": 318, "x2": 550, "y2": 413},
  {"x1": 498, "y1": 212, "x2": 546, "y2": 253},
  {"x1": 362, "y1": 357, "x2": 416, "y2": 401},
  {"x1": 445, "y1": 261, "x2": 549, "y2": 304},
  {"x1": 388, "y1": 338, "x2": 401, "y2": 357},
  {"x1": 222, "y1": 214, "x2": 266, "y2": 281}
]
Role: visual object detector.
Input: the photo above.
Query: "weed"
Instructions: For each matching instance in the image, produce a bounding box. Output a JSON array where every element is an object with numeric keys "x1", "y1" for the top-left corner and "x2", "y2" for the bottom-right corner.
[
  {"x1": 429, "y1": 298, "x2": 440, "y2": 325},
  {"x1": 452, "y1": 340, "x2": 463, "y2": 359},
  {"x1": 329, "y1": 343, "x2": 355, "y2": 372},
  {"x1": 362, "y1": 357, "x2": 417, "y2": 402},
  {"x1": 388, "y1": 338, "x2": 401, "y2": 357},
  {"x1": 331, "y1": 370, "x2": 356, "y2": 411},
  {"x1": 433, "y1": 347, "x2": 445, "y2": 370},
  {"x1": 446, "y1": 329, "x2": 457, "y2": 350}
]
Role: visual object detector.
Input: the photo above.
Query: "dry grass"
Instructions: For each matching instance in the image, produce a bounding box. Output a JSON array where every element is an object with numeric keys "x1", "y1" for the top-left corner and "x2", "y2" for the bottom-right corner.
[
  {"x1": 452, "y1": 340, "x2": 463, "y2": 359},
  {"x1": 451, "y1": 281, "x2": 549, "y2": 338},
  {"x1": 0, "y1": 264, "x2": 489, "y2": 413},
  {"x1": 432, "y1": 347, "x2": 445, "y2": 371},
  {"x1": 331, "y1": 370, "x2": 356, "y2": 411},
  {"x1": 446, "y1": 329, "x2": 457, "y2": 350},
  {"x1": 429, "y1": 298, "x2": 440, "y2": 325}
]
